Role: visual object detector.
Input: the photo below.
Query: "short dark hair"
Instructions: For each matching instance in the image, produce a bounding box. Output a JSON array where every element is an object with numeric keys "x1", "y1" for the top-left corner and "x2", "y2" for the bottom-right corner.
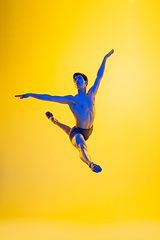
[{"x1": 73, "y1": 72, "x2": 88, "y2": 86}]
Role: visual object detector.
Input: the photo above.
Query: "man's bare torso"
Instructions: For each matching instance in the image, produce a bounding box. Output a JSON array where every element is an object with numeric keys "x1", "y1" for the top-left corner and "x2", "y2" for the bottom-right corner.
[{"x1": 68, "y1": 90, "x2": 95, "y2": 129}]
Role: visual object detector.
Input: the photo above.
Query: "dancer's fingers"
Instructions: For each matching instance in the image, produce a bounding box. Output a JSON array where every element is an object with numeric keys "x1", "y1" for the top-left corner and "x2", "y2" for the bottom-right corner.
[{"x1": 15, "y1": 95, "x2": 22, "y2": 97}]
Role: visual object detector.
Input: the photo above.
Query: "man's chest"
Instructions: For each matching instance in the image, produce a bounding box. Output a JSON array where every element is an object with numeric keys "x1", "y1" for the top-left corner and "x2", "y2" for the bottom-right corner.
[
  {"x1": 69, "y1": 94, "x2": 95, "y2": 113},
  {"x1": 75, "y1": 94, "x2": 94, "y2": 109}
]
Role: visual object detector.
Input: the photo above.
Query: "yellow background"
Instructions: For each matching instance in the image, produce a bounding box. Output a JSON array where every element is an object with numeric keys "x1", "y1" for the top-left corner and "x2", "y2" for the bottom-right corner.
[{"x1": 1, "y1": 0, "x2": 160, "y2": 239}]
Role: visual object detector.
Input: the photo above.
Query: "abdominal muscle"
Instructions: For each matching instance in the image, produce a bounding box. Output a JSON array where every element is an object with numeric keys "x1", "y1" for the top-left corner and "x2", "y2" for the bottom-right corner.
[
  {"x1": 75, "y1": 114, "x2": 94, "y2": 129},
  {"x1": 70, "y1": 105, "x2": 95, "y2": 129}
]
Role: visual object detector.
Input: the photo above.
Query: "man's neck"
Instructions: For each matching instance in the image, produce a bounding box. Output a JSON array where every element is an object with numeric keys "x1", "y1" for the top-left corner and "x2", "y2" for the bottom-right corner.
[{"x1": 78, "y1": 87, "x2": 86, "y2": 95}]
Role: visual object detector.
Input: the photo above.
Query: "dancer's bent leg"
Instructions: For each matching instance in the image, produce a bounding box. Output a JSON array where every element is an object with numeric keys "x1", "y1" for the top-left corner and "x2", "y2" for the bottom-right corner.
[{"x1": 46, "y1": 112, "x2": 102, "y2": 173}]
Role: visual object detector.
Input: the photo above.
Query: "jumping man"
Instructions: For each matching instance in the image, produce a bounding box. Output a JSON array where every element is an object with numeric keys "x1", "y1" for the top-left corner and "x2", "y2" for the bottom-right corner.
[{"x1": 15, "y1": 49, "x2": 114, "y2": 173}]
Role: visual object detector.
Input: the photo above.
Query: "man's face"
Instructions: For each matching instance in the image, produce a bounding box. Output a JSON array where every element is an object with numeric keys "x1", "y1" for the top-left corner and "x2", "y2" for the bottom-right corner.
[{"x1": 74, "y1": 74, "x2": 87, "y2": 90}]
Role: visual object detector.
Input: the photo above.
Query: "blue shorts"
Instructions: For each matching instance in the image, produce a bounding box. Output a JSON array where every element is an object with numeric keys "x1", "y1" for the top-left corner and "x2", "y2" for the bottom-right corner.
[{"x1": 69, "y1": 126, "x2": 93, "y2": 142}]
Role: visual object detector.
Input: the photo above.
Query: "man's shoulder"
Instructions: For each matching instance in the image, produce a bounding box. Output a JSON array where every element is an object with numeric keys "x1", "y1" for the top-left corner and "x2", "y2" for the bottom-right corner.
[
  {"x1": 65, "y1": 94, "x2": 74, "y2": 100},
  {"x1": 65, "y1": 95, "x2": 77, "y2": 105},
  {"x1": 87, "y1": 87, "x2": 94, "y2": 94},
  {"x1": 87, "y1": 87, "x2": 96, "y2": 99}
]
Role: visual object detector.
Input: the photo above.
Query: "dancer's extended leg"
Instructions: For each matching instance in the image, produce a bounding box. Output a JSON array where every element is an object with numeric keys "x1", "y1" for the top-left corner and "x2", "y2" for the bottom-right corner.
[
  {"x1": 71, "y1": 133, "x2": 102, "y2": 173},
  {"x1": 71, "y1": 133, "x2": 92, "y2": 166},
  {"x1": 45, "y1": 111, "x2": 71, "y2": 135}
]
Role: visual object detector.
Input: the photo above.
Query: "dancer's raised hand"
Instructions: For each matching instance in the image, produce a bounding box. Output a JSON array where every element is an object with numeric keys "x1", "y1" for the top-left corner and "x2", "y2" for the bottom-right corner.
[{"x1": 105, "y1": 49, "x2": 114, "y2": 58}]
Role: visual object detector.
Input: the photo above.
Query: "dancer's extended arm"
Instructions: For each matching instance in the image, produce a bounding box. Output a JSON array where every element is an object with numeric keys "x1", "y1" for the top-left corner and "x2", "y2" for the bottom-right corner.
[
  {"x1": 15, "y1": 93, "x2": 75, "y2": 104},
  {"x1": 90, "y1": 49, "x2": 114, "y2": 95}
]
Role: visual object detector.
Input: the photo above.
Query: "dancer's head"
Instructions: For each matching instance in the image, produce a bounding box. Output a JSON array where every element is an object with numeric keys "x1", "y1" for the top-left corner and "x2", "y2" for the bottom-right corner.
[{"x1": 73, "y1": 73, "x2": 88, "y2": 89}]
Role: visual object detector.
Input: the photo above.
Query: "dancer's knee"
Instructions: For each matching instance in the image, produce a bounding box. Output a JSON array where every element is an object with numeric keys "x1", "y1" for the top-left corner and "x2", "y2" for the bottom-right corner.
[
  {"x1": 72, "y1": 133, "x2": 91, "y2": 165},
  {"x1": 78, "y1": 142, "x2": 87, "y2": 152},
  {"x1": 71, "y1": 133, "x2": 86, "y2": 150}
]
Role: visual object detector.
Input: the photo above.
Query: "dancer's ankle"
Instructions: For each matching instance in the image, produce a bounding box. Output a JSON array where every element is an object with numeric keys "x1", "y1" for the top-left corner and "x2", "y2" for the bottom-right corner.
[
  {"x1": 89, "y1": 161, "x2": 93, "y2": 168},
  {"x1": 51, "y1": 117, "x2": 58, "y2": 124}
]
